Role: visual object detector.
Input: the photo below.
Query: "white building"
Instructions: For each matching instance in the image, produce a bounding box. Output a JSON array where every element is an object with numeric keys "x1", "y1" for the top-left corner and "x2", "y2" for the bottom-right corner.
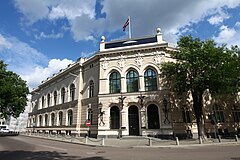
[{"x1": 27, "y1": 28, "x2": 240, "y2": 138}]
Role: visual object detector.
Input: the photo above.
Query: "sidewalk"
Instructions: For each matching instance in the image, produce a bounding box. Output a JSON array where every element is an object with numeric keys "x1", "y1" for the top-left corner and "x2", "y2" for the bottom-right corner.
[{"x1": 20, "y1": 133, "x2": 240, "y2": 148}]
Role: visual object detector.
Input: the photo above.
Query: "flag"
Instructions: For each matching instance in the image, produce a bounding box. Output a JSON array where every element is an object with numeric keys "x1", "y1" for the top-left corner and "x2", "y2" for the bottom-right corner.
[{"x1": 123, "y1": 18, "x2": 129, "y2": 31}]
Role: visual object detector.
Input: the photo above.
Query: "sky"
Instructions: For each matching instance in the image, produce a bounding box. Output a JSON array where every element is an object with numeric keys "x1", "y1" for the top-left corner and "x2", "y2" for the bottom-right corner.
[{"x1": 0, "y1": 0, "x2": 240, "y2": 90}]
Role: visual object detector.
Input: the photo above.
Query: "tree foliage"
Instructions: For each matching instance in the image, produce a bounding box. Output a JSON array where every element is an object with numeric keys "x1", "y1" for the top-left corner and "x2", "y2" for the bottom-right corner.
[
  {"x1": 161, "y1": 35, "x2": 240, "y2": 141},
  {"x1": 0, "y1": 60, "x2": 29, "y2": 118}
]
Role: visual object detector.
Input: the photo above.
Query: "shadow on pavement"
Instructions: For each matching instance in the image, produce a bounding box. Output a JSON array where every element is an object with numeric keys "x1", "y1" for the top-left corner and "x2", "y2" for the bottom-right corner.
[{"x1": 0, "y1": 150, "x2": 109, "y2": 160}]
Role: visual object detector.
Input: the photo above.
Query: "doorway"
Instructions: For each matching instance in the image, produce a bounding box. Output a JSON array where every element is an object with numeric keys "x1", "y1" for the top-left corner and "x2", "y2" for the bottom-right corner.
[{"x1": 128, "y1": 105, "x2": 139, "y2": 136}]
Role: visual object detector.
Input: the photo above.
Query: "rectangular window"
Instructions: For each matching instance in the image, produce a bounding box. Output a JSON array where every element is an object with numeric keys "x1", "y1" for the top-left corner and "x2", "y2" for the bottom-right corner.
[
  {"x1": 213, "y1": 104, "x2": 225, "y2": 123},
  {"x1": 182, "y1": 107, "x2": 191, "y2": 123},
  {"x1": 233, "y1": 106, "x2": 240, "y2": 122},
  {"x1": 88, "y1": 109, "x2": 93, "y2": 125}
]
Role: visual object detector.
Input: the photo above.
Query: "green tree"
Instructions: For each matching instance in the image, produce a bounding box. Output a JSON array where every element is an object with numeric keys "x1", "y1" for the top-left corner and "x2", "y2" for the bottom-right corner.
[
  {"x1": 161, "y1": 36, "x2": 240, "y2": 143},
  {"x1": 0, "y1": 60, "x2": 29, "y2": 118}
]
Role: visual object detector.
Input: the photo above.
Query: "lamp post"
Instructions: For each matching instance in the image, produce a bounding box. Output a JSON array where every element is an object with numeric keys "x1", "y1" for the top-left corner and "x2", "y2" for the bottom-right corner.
[
  {"x1": 32, "y1": 122, "x2": 36, "y2": 134},
  {"x1": 118, "y1": 93, "x2": 126, "y2": 109},
  {"x1": 98, "y1": 102, "x2": 105, "y2": 126},
  {"x1": 118, "y1": 93, "x2": 126, "y2": 138},
  {"x1": 137, "y1": 92, "x2": 145, "y2": 108},
  {"x1": 162, "y1": 98, "x2": 170, "y2": 124}
]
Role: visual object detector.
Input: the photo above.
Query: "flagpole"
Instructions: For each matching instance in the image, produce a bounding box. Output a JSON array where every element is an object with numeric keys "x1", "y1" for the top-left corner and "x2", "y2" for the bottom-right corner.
[{"x1": 128, "y1": 16, "x2": 131, "y2": 39}]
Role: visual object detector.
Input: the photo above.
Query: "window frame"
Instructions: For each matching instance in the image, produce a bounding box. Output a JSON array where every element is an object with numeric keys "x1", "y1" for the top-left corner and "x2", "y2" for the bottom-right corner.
[
  {"x1": 41, "y1": 96, "x2": 45, "y2": 108},
  {"x1": 232, "y1": 105, "x2": 240, "y2": 122},
  {"x1": 61, "y1": 88, "x2": 65, "y2": 104},
  {"x1": 147, "y1": 104, "x2": 160, "y2": 129},
  {"x1": 109, "y1": 71, "x2": 121, "y2": 94},
  {"x1": 144, "y1": 68, "x2": 157, "y2": 91},
  {"x1": 110, "y1": 106, "x2": 120, "y2": 129},
  {"x1": 213, "y1": 104, "x2": 225, "y2": 123},
  {"x1": 45, "y1": 114, "x2": 48, "y2": 126},
  {"x1": 51, "y1": 113, "x2": 55, "y2": 126},
  {"x1": 67, "y1": 110, "x2": 73, "y2": 126},
  {"x1": 47, "y1": 93, "x2": 51, "y2": 107},
  {"x1": 53, "y1": 91, "x2": 57, "y2": 106},
  {"x1": 70, "y1": 84, "x2": 75, "y2": 101},
  {"x1": 89, "y1": 80, "x2": 94, "y2": 98},
  {"x1": 181, "y1": 106, "x2": 191, "y2": 123},
  {"x1": 126, "y1": 70, "x2": 139, "y2": 93},
  {"x1": 58, "y1": 111, "x2": 63, "y2": 126}
]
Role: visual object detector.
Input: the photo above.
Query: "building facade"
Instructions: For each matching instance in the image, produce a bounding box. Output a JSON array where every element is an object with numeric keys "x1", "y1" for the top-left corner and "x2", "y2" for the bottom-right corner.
[{"x1": 27, "y1": 28, "x2": 240, "y2": 138}]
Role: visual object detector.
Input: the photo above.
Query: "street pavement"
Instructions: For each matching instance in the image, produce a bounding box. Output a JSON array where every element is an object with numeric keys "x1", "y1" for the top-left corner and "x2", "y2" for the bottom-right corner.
[
  {"x1": 21, "y1": 133, "x2": 240, "y2": 148},
  {"x1": 0, "y1": 135, "x2": 239, "y2": 160}
]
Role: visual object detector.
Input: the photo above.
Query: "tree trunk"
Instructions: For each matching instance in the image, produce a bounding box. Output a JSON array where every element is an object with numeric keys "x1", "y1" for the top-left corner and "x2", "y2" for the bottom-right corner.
[{"x1": 192, "y1": 90, "x2": 206, "y2": 144}]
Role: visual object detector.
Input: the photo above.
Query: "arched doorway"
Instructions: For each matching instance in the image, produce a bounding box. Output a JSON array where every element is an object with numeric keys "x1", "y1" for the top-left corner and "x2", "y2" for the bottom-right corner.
[{"x1": 128, "y1": 105, "x2": 139, "y2": 136}]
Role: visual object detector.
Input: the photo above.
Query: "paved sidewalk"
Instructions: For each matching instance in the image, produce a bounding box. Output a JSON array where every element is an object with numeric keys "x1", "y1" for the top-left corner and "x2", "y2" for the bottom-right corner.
[{"x1": 20, "y1": 133, "x2": 240, "y2": 148}]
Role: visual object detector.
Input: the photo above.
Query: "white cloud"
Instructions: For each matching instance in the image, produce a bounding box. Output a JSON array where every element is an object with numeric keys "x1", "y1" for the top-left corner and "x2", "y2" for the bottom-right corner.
[
  {"x1": 208, "y1": 15, "x2": 225, "y2": 25},
  {"x1": 0, "y1": 34, "x2": 12, "y2": 49},
  {"x1": 207, "y1": 9, "x2": 230, "y2": 25},
  {"x1": 235, "y1": 21, "x2": 240, "y2": 27},
  {"x1": 0, "y1": 34, "x2": 74, "y2": 90},
  {"x1": 21, "y1": 59, "x2": 73, "y2": 90},
  {"x1": 0, "y1": 34, "x2": 48, "y2": 74},
  {"x1": 14, "y1": 0, "x2": 51, "y2": 24},
  {"x1": 35, "y1": 31, "x2": 64, "y2": 40},
  {"x1": 213, "y1": 25, "x2": 239, "y2": 46},
  {"x1": 14, "y1": 0, "x2": 240, "y2": 43},
  {"x1": 48, "y1": 0, "x2": 96, "y2": 20}
]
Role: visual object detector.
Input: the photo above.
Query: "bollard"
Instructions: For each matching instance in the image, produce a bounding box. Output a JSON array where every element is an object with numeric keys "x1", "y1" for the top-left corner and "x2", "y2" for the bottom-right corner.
[
  {"x1": 85, "y1": 136, "x2": 88, "y2": 144},
  {"x1": 199, "y1": 137, "x2": 203, "y2": 144},
  {"x1": 102, "y1": 138, "x2": 105, "y2": 146},
  {"x1": 235, "y1": 135, "x2": 239, "y2": 142},
  {"x1": 148, "y1": 138, "x2": 152, "y2": 146},
  {"x1": 176, "y1": 137, "x2": 179, "y2": 145},
  {"x1": 218, "y1": 135, "x2": 222, "y2": 143}
]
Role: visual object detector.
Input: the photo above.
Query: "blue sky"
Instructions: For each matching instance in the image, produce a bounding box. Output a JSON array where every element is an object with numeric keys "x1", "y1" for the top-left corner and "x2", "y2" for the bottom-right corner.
[{"x1": 0, "y1": 0, "x2": 240, "y2": 90}]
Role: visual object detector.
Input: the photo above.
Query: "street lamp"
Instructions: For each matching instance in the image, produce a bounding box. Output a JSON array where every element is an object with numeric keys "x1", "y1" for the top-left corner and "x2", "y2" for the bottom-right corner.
[
  {"x1": 162, "y1": 98, "x2": 170, "y2": 124},
  {"x1": 137, "y1": 92, "x2": 145, "y2": 108},
  {"x1": 118, "y1": 92, "x2": 126, "y2": 138},
  {"x1": 118, "y1": 93, "x2": 126, "y2": 109},
  {"x1": 98, "y1": 102, "x2": 105, "y2": 126},
  {"x1": 32, "y1": 122, "x2": 36, "y2": 134}
]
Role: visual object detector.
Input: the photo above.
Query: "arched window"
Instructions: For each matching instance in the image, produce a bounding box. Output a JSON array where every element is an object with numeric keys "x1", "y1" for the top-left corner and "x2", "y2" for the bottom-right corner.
[
  {"x1": 144, "y1": 68, "x2": 157, "y2": 91},
  {"x1": 51, "y1": 113, "x2": 55, "y2": 126},
  {"x1": 47, "y1": 94, "x2": 51, "y2": 107},
  {"x1": 54, "y1": 91, "x2": 57, "y2": 106},
  {"x1": 70, "y1": 84, "x2": 75, "y2": 101},
  {"x1": 58, "y1": 111, "x2": 63, "y2": 126},
  {"x1": 147, "y1": 104, "x2": 160, "y2": 129},
  {"x1": 89, "y1": 80, "x2": 94, "y2": 98},
  {"x1": 41, "y1": 96, "x2": 45, "y2": 108},
  {"x1": 109, "y1": 71, "x2": 121, "y2": 93},
  {"x1": 61, "y1": 88, "x2": 65, "y2": 104},
  {"x1": 213, "y1": 104, "x2": 225, "y2": 122},
  {"x1": 126, "y1": 70, "x2": 139, "y2": 92},
  {"x1": 39, "y1": 115, "x2": 42, "y2": 126},
  {"x1": 45, "y1": 114, "x2": 48, "y2": 126},
  {"x1": 110, "y1": 106, "x2": 120, "y2": 129},
  {"x1": 67, "y1": 110, "x2": 73, "y2": 126}
]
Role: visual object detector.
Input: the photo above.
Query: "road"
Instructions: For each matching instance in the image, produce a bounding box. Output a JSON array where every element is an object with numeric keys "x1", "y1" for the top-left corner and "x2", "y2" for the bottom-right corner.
[{"x1": 0, "y1": 135, "x2": 239, "y2": 160}]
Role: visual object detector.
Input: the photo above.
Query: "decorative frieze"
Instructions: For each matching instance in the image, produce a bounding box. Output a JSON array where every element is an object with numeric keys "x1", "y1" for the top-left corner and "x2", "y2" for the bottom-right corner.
[
  {"x1": 101, "y1": 57, "x2": 109, "y2": 70},
  {"x1": 135, "y1": 52, "x2": 144, "y2": 66},
  {"x1": 153, "y1": 50, "x2": 165, "y2": 64},
  {"x1": 118, "y1": 54, "x2": 126, "y2": 68}
]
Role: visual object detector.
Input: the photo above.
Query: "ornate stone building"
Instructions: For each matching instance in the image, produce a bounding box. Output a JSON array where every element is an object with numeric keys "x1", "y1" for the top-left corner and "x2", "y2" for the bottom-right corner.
[{"x1": 27, "y1": 28, "x2": 240, "y2": 138}]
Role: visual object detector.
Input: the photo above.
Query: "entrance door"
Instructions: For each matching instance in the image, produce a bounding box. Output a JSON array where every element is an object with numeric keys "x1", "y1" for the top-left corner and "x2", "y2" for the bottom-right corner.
[{"x1": 128, "y1": 106, "x2": 139, "y2": 136}]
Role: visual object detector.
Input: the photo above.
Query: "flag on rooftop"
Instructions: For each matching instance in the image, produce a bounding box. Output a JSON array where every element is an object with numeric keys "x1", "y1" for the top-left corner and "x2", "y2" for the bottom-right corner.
[{"x1": 123, "y1": 18, "x2": 129, "y2": 31}]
